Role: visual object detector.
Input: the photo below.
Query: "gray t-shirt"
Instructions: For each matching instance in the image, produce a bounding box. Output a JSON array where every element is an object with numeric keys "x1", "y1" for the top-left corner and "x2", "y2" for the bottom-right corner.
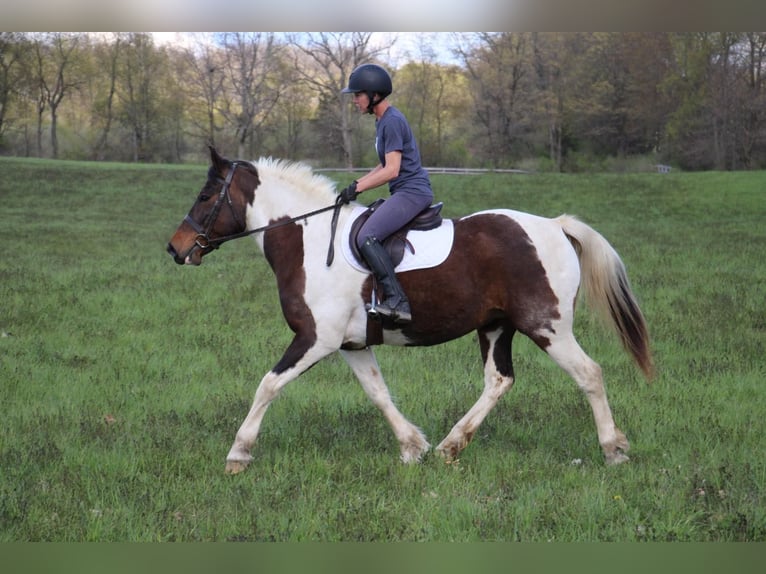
[{"x1": 375, "y1": 106, "x2": 433, "y2": 198}]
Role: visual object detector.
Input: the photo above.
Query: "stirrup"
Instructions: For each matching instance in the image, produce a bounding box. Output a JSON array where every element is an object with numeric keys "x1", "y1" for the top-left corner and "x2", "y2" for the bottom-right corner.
[
  {"x1": 366, "y1": 294, "x2": 411, "y2": 324},
  {"x1": 387, "y1": 305, "x2": 412, "y2": 324}
]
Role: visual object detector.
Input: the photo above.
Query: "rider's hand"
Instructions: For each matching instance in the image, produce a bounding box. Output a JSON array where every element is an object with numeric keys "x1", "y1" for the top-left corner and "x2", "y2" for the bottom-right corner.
[{"x1": 338, "y1": 181, "x2": 359, "y2": 204}]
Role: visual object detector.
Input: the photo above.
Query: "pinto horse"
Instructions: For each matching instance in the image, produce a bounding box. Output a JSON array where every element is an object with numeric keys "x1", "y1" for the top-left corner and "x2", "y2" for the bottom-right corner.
[{"x1": 167, "y1": 147, "x2": 653, "y2": 474}]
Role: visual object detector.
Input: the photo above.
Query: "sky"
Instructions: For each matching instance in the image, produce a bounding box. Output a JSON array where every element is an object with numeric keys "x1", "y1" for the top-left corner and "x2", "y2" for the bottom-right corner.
[
  {"x1": 5, "y1": 1, "x2": 757, "y2": 35},
  {"x1": 7, "y1": 1, "x2": 513, "y2": 31},
  {"x1": 149, "y1": 32, "x2": 465, "y2": 66}
]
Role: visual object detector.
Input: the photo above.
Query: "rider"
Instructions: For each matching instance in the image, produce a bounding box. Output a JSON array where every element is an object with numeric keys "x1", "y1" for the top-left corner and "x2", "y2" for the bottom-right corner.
[{"x1": 338, "y1": 63, "x2": 434, "y2": 325}]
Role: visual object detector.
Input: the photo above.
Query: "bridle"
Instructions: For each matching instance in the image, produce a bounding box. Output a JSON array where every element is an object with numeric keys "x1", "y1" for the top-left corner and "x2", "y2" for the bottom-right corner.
[
  {"x1": 181, "y1": 162, "x2": 344, "y2": 265},
  {"x1": 183, "y1": 162, "x2": 245, "y2": 257}
]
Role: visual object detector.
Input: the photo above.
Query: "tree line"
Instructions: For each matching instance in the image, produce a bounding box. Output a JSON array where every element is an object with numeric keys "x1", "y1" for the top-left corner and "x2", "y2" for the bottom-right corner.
[{"x1": 1, "y1": 32, "x2": 765, "y2": 171}]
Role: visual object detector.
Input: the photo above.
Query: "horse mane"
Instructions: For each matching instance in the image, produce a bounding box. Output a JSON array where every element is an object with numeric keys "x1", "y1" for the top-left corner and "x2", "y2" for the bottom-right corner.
[{"x1": 252, "y1": 157, "x2": 338, "y2": 203}]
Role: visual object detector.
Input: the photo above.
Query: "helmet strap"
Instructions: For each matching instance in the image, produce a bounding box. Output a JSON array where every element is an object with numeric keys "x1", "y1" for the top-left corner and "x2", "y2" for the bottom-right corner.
[{"x1": 366, "y1": 92, "x2": 383, "y2": 114}]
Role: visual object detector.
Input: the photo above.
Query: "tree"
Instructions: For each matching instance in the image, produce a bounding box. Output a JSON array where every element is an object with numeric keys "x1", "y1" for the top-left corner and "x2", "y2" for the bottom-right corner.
[
  {"x1": 0, "y1": 33, "x2": 25, "y2": 150},
  {"x1": 117, "y1": 33, "x2": 168, "y2": 161},
  {"x1": 622, "y1": 33, "x2": 676, "y2": 156},
  {"x1": 261, "y1": 55, "x2": 313, "y2": 160},
  {"x1": 662, "y1": 33, "x2": 750, "y2": 170},
  {"x1": 89, "y1": 33, "x2": 121, "y2": 160},
  {"x1": 30, "y1": 33, "x2": 85, "y2": 159},
  {"x1": 177, "y1": 34, "x2": 225, "y2": 148},
  {"x1": 457, "y1": 33, "x2": 537, "y2": 167},
  {"x1": 395, "y1": 34, "x2": 451, "y2": 166},
  {"x1": 529, "y1": 32, "x2": 572, "y2": 171},
  {"x1": 287, "y1": 32, "x2": 393, "y2": 167},
  {"x1": 741, "y1": 32, "x2": 766, "y2": 167},
  {"x1": 218, "y1": 33, "x2": 283, "y2": 159},
  {"x1": 709, "y1": 32, "x2": 743, "y2": 169},
  {"x1": 1, "y1": 32, "x2": 765, "y2": 169}
]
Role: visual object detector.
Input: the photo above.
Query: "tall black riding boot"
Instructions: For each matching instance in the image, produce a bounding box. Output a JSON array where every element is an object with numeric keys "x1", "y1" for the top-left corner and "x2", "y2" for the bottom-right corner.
[{"x1": 359, "y1": 237, "x2": 412, "y2": 324}]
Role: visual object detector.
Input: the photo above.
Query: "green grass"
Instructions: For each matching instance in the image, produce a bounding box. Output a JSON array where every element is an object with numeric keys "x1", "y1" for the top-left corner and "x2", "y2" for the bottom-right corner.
[{"x1": 0, "y1": 157, "x2": 764, "y2": 541}]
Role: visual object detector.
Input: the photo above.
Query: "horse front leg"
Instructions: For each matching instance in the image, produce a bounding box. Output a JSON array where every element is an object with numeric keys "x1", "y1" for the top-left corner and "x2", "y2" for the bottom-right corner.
[
  {"x1": 225, "y1": 336, "x2": 335, "y2": 474},
  {"x1": 340, "y1": 348, "x2": 430, "y2": 463}
]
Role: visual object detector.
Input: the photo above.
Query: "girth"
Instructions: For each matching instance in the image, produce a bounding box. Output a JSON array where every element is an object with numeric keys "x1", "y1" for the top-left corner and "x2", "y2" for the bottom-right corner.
[{"x1": 348, "y1": 198, "x2": 444, "y2": 269}]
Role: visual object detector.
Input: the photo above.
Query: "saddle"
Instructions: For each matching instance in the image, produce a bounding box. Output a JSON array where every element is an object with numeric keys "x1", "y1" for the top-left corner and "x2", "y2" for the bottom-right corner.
[{"x1": 348, "y1": 198, "x2": 444, "y2": 269}]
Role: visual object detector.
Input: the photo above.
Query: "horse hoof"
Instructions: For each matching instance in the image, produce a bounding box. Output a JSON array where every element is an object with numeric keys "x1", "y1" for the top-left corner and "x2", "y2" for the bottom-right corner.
[
  {"x1": 605, "y1": 451, "x2": 630, "y2": 465},
  {"x1": 400, "y1": 440, "x2": 430, "y2": 464},
  {"x1": 435, "y1": 442, "x2": 459, "y2": 462},
  {"x1": 225, "y1": 460, "x2": 250, "y2": 475}
]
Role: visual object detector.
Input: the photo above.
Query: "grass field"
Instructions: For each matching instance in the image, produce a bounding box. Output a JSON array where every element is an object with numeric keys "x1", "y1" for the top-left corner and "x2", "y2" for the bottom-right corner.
[{"x1": 0, "y1": 156, "x2": 764, "y2": 542}]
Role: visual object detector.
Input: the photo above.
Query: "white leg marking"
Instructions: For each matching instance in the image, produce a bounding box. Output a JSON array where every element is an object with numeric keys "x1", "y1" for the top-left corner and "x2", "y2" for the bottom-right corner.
[
  {"x1": 340, "y1": 348, "x2": 430, "y2": 463},
  {"x1": 225, "y1": 343, "x2": 335, "y2": 473},
  {"x1": 436, "y1": 327, "x2": 514, "y2": 460},
  {"x1": 544, "y1": 332, "x2": 629, "y2": 464}
]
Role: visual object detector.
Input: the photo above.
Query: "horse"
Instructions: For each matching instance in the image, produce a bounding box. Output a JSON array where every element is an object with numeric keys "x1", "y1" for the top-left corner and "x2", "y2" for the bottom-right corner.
[{"x1": 167, "y1": 147, "x2": 654, "y2": 475}]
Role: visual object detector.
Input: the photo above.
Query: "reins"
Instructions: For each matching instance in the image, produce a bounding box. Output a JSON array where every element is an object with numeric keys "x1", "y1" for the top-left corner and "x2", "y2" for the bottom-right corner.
[
  {"x1": 207, "y1": 197, "x2": 344, "y2": 266},
  {"x1": 185, "y1": 162, "x2": 345, "y2": 266}
]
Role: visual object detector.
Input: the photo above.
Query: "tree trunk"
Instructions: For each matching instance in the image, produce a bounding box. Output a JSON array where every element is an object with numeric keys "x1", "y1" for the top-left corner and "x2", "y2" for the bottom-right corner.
[
  {"x1": 36, "y1": 103, "x2": 44, "y2": 158},
  {"x1": 50, "y1": 106, "x2": 58, "y2": 158}
]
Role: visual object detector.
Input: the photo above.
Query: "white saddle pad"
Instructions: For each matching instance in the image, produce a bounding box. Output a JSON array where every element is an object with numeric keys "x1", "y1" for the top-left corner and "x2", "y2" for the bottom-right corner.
[{"x1": 341, "y1": 205, "x2": 455, "y2": 273}]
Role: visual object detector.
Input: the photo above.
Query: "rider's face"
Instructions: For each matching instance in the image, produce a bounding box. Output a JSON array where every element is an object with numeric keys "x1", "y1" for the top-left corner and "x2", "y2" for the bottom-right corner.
[{"x1": 352, "y1": 92, "x2": 369, "y2": 112}]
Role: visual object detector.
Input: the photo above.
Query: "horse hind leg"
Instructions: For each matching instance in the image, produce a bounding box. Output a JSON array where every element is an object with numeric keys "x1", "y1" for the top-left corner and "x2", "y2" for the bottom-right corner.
[
  {"x1": 340, "y1": 348, "x2": 430, "y2": 463},
  {"x1": 543, "y1": 330, "x2": 630, "y2": 465},
  {"x1": 436, "y1": 324, "x2": 515, "y2": 461}
]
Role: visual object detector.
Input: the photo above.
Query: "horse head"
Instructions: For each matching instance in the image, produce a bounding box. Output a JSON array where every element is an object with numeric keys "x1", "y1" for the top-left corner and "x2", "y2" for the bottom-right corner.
[{"x1": 167, "y1": 146, "x2": 258, "y2": 265}]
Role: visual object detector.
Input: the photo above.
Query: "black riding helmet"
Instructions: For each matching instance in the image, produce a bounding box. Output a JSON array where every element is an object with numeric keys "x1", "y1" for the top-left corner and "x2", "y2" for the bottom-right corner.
[{"x1": 342, "y1": 64, "x2": 393, "y2": 114}]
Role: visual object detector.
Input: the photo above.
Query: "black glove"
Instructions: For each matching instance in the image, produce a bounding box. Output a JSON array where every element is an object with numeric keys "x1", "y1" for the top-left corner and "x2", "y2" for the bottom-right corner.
[{"x1": 338, "y1": 181, "x2": 359, "y2": 204}]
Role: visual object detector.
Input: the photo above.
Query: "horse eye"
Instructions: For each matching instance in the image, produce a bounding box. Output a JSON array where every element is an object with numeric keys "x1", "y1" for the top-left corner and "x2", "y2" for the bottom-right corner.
[{"x1": 198, "y1": 194, "x2": 210, "y2": 202}]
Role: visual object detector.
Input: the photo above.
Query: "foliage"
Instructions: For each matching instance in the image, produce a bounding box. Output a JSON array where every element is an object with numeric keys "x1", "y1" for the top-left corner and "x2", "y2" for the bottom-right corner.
[
  {"x1": 0, "y1": 157, "x2": 764, "y2": 541},
  {"x1": 1, "y1": 33, "x2": 766, "y2": 170}
]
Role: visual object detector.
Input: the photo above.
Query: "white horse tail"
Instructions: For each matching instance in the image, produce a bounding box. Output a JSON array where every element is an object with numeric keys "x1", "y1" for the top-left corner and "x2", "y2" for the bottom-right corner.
[{"x1": 556, "y1": 214, "x2": 655, "y2": 380}]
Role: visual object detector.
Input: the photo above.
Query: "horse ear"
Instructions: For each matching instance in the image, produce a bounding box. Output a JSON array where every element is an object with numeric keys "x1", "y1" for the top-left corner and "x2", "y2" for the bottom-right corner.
[{"x1": 208, "y1": 145, "x2": 229, "y2": 173}]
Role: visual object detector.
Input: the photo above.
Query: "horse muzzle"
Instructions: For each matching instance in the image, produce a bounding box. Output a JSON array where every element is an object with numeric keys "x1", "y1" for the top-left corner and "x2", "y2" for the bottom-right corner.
[{"x1": 166, "y1": 241, "x2": 203, "y2": 266}]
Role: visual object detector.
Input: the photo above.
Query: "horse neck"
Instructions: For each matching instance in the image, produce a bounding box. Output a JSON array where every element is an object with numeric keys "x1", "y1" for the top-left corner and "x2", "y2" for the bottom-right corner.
[{"x1": 248, "y1": 163, "x2": 336, "y2": 229}]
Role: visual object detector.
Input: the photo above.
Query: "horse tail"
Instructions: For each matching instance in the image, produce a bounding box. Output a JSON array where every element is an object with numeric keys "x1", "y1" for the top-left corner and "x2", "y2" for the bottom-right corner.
[{"x1": 556, "y1": 214, "x2": 655, "y2": 381}]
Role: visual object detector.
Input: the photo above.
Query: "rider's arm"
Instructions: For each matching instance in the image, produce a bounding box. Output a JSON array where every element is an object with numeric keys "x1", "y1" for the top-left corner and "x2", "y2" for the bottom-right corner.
[{"x1": 355, "y1": 151, "x2": 401, "y2": 193}]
